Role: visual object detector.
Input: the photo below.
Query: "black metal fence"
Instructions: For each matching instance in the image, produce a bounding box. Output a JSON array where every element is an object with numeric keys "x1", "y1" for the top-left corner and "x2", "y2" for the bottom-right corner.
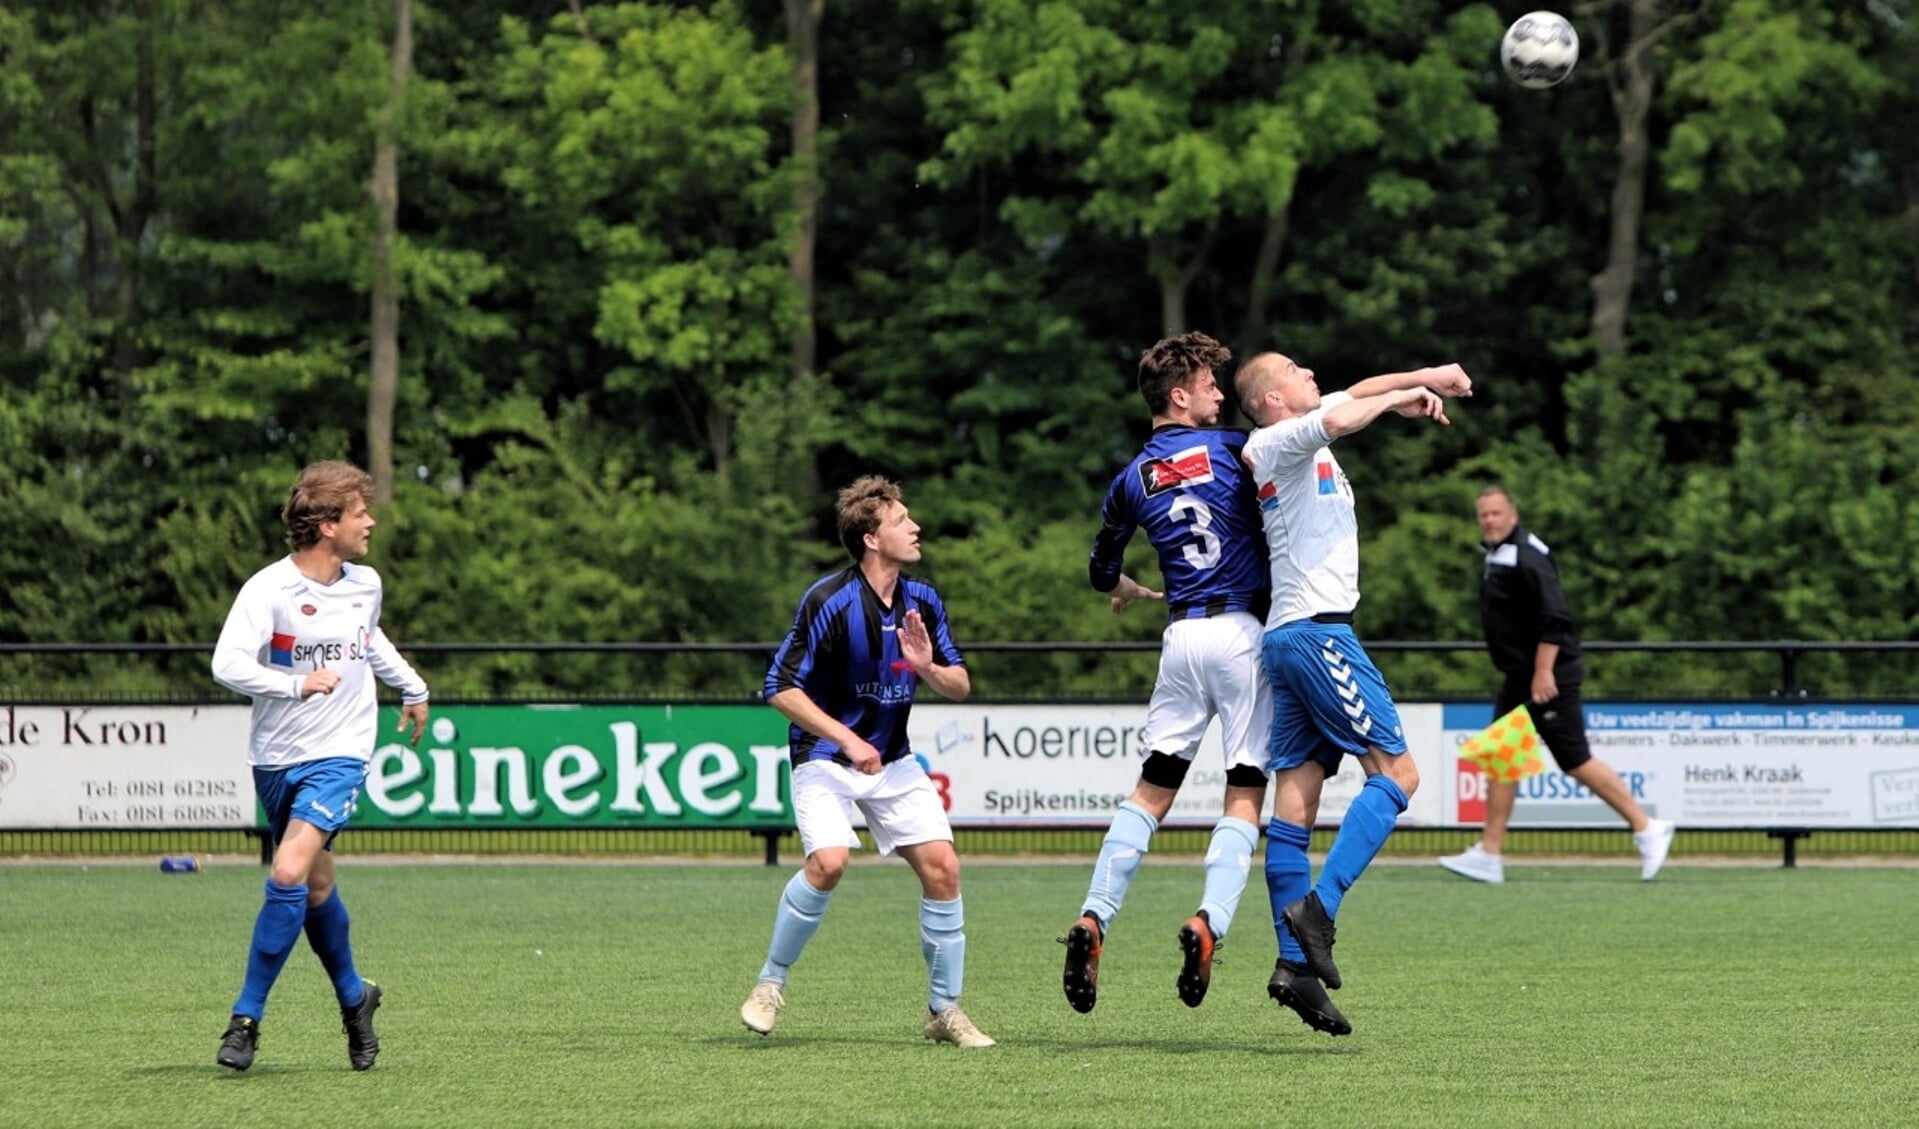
[
  {"x1": 7, "y1": 638, "x2": 1919, "y2": 703},
  {"x1": 5, "y1": 824, "x2": 1917, "y2": 867}
]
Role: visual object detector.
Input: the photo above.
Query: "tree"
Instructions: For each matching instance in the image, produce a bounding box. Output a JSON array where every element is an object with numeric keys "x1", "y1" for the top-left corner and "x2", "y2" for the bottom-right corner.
[
  {"x1": 486, "y1": 2, "x2": 799, "y2": 475},
  {"x1": 920, "y1": 0, "x2": 1291, "y2": 335},
  {"x1": 1582, "y1": 0, "x2": 1672, "y2": 355},
  {"x1": 920, "y1": 1, "x2": 1499, "y2": 347},
  {"x1": 368, "y1": 0, "x2": 415, "y2": 505}
]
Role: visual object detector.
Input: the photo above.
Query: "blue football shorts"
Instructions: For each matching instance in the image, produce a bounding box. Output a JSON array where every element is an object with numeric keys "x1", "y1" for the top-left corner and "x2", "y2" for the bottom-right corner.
[
  {"x1": 253, "y1": 757, "x2": 367, "y2": 846},
  {"x1": 1260, "y1": 621, "x2": 1408, "y2": 773}
]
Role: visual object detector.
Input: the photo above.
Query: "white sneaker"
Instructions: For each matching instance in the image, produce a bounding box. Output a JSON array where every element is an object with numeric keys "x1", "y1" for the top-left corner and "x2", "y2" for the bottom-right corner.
[
  {"x1": 923, "y1": 1005, "x2": 996, "y2": 1048},
  {"x1": 740, "y1": 980, "x2": 785, "y2": 1034},
  {"x1": 1635, "y1": 819, "x2": 1676, "y2": 881},
  {"x1": 1438, "y1": 843, "x2": 1506, "y2": 884}
]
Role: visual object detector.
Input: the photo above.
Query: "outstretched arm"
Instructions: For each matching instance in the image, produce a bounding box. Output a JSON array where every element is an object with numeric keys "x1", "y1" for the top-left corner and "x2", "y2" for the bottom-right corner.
[
  {"x1": 1346, "y1": 363, "x2": 1473, "y2": 401},
  {"x1": 1322, "y1": 386, "x2": 1451, "y2": 439}
]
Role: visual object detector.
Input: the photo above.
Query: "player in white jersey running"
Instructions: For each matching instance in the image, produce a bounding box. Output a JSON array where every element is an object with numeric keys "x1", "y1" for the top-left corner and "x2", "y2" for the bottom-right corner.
[
  {"x1": 1235, "y1": 353, "x2": 1471, "y2": 1035},
  {"x1": 209, "y1": 460, "x2": 429, "y2": 1073}
]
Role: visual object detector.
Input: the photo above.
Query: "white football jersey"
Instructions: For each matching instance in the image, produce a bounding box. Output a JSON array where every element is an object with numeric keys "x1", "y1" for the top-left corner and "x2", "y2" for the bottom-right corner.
[
  {"x1": 211, "y1": 557, "x2": 429, "y2": 768},
  {"x1": 1241, "y1": 391, "x2": 1362, "y2": 629}
]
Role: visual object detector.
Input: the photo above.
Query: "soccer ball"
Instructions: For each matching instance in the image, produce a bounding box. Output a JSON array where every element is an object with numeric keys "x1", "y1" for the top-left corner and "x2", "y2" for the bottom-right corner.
[{"x1": 1500, "y1": 11, "x2": 1579, "y2": 89}]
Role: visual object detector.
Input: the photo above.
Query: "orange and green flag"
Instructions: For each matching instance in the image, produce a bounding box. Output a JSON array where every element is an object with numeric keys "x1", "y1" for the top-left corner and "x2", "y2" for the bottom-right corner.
[{"x1": 1461, "y1": 704, "x2": 1547, "y2": 782}]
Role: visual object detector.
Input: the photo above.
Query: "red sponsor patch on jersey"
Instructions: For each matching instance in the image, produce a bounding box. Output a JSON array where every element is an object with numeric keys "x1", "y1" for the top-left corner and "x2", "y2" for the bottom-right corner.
[
  {"x1": 1315, "y1": 459, "x2": 1338, "y2": 495},
  {"x1": 1139, "y1": 445, "x2": 1216, "y2": 496},
  {"x1": 300, "y1": 604, "x2": 318, "y2": 616}
]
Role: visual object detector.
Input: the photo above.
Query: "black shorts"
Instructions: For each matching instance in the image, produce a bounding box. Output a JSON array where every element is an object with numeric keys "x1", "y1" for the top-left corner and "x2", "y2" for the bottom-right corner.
[{"x1": 1495, "y1": 675, "x2": 1592, "y2": 773}]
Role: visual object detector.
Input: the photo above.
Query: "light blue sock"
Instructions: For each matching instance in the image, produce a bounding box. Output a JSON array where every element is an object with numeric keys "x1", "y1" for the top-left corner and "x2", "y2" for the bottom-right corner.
[
  {"x1": 1197, "y1": 817, "x2": 1260, "y2": 940},
  {"x1": 920, "y1": 896, "x2": 966, "y2": 1011},
  {"x1": 303, "y1": 888, "x2": 366, "y2": 1009},
  {"x1": 1265, "y1": 819, "x2": 1313, "y2": 964},
  {"x1": 233, "y1": 880, "x2": 309, "y2": 1020},
  {"x1": 1315, "y1": 774, "x2": 1410, "y2": 919},
  {"x1": 1080, "y1": 800, "x2": 1158, "y2": 930},
  {"x1": 757, "y1": 871, "x2": 833, "y2": 984}
]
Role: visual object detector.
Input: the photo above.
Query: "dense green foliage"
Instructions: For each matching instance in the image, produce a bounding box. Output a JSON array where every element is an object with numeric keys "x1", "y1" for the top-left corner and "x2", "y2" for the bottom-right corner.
[{"x1": 2, "y1": 0, "x2": 1915, "y2": 698}]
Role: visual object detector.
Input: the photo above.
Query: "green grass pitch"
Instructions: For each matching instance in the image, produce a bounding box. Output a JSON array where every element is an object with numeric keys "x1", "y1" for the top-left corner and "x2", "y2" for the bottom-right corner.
[{"x1": 4, "y1": 858, "x2": 1914, "y2": 1128}]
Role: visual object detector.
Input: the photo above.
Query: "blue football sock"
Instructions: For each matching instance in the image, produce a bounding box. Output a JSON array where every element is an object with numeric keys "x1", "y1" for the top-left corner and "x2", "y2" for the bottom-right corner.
[
  {"x1": 757, "y1": 871, "x2": 833, "y2": 984},
  {"x1": 303, "y1": 888, "x2": 366, "y2": 1009},
  {"x1": 920, "y1": 896, "x2": 967, "y2": 1012},
  {"x1": 1080, "y1": 800, "x2": 1158, "y2": 930},
  {"x1": 1265, "y1": 819, "x2": 1313, "y2": 964},
  {"x1": 1197, "y1": 817, "x2": 1260, "y2": 941},
  {"x1": 232, "y1": 880, "x2": 309, "y2": 1020},
  {"x1": 1315, "y1": 774, "x2": 1410, "y2": 919}
]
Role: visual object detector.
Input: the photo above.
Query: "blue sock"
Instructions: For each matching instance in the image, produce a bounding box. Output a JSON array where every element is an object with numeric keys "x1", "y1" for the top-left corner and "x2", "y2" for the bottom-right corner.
[
  {"x1": 1315, "y1": 774, "x2": 1410, "y2": 919},
  {"x1": 303, "y1": 888, "x2": 366, "y2": 1009},
  {"x1": 1265, "y1": 819, "x2": 1313, "y2": 964},
  {"x1": 1081, "y1": 801, "x2": 1158, "y2": 930},
  {"x1": 232, "y1": 880, "x2": 309, "y2": 1020},
  {"x1": 1197, "y1": 817, "x2": 1260, "y2": 941},
  {"x1": 757, "y1": 871, "x2": 833, "y2": 984},
  {"x1": 920, "y1": 896, "x2": 966, "y2": 1011}
]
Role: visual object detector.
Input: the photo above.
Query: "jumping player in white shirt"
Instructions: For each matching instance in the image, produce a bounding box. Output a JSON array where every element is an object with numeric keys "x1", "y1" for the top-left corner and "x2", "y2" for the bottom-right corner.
[
  {"x1": 210, "y1": 461, "x2": 429, "y2": 1073},
  {"x1": 1236, "y1": 353, "x2": 1471, "y2": 1036},
  {"x1": 1062, "y1": 332, "x2": 1274, "y2": 1015}
]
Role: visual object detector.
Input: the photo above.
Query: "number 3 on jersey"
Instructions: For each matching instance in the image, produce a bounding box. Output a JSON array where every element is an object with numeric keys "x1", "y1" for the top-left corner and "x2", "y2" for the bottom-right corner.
[{"x1": 1167, "y1": 496, "x2": 1221, "y2": 570}]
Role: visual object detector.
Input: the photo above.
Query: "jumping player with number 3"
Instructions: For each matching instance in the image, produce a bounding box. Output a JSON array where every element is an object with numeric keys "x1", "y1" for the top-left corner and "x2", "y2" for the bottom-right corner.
[{"x1": 1060, "y1": 331, "x2": 1275, "y2": 1016}]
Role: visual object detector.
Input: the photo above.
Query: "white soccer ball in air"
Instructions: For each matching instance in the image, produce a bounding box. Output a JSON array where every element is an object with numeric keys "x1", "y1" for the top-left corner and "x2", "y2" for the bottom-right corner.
[{"x1": 1500, "y1": 11, "x2": 1579, "y2": 89}]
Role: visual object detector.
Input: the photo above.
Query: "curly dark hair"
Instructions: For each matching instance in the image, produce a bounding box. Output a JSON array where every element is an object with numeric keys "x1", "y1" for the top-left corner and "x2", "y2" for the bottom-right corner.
[
  {"x1": 282, "y1": 461, "x2": 373, "y2": 551},
  {"x1": 1137, "y1": 332, "x2": 1232, "y2": 416}
]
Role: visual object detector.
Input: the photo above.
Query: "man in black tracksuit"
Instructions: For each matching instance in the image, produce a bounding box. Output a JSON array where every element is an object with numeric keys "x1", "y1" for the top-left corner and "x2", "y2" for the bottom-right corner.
[{"x1": 1437, "y1": 485, "x2": 1676, "y2": 883}]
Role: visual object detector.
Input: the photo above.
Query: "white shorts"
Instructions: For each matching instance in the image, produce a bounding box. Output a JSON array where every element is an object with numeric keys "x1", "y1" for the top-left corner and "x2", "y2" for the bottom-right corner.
[
  {"x1": 792, "y1": 757, "x2": 954, "y2": 858},
  {"x1": 1142, "y1": 612, "x2": 1272, "y2": 775}
]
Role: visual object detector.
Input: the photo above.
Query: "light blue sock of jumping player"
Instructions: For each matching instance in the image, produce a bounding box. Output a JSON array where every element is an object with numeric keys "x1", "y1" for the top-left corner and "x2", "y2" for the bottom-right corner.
[
  {"x1": 1265, "y1": 819, "x2": 1313, "y2": 964},
  {"x1": 920, "y1": 896, "x2": 966, "y2": 1012},
  {"x1": 303, "y1": 888, "x2": 367, "y2": 1009},
  {"x1": 1196, "y1": 817, "x2": 1260, "y2": 940},
  {"x1": 232, "y1": 880, "x2": 310, "y2": 1020},
  {"x1": 756, "y1": 871, "x2": 833, "y2": 985},
  {"x1": 1315, "y1": 774, "x2": 1410, "y2": 919},
  {"x1": 1080, "y1": 800, "x2": 1158, "y2": 930}
]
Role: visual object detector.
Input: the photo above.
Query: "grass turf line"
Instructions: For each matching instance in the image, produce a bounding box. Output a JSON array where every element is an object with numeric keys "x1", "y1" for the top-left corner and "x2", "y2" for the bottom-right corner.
[{"x1": 4, "y1": 861, "x2": 1914, "y2": 1128}]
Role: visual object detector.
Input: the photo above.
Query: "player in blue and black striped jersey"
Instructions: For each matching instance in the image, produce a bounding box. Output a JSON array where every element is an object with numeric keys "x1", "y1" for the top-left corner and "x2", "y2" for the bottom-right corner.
[
  {"x1": 741, "y1": 476, "x2": 995, "y2": 1048},
  {"x1": 762, "y1": 556, "x2": 962, "y2": 773},
  {"x1": 1062, "y1": 331, "x2": 1277, "y2": 1016}
]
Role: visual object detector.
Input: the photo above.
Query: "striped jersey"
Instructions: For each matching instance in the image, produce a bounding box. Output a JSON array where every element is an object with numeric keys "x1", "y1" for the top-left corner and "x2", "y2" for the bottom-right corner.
[
  {"x1": 1241, "y1": 392, "x2": 1361, "y2": 628},
  {"x1": 211, "y1": 557, "x2": 429, "y2": 768},
  {"x1": 1089, "y1": 425, "x2": 1270, "y2": 622},
  {"x1": 764, "y1": 567, "x2": 963, "y2": 767}
]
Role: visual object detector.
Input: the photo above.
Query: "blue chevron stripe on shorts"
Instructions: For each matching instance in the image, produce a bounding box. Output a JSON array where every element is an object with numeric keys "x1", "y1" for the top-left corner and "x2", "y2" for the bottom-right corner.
[{"x1": 1259, "y1": 621, "x2": 1407, "y2": 773}]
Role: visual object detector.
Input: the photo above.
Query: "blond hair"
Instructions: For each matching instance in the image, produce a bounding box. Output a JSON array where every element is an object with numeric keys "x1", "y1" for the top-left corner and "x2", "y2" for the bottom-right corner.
[{"x1": 282, "y1": 461, "x2": 373, "y2": 550}]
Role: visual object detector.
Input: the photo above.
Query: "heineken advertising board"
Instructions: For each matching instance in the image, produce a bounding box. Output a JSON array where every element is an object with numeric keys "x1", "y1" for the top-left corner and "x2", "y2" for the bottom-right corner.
[{"x1": 361, "y1": 705, "x2": 793, "y2": 828}]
